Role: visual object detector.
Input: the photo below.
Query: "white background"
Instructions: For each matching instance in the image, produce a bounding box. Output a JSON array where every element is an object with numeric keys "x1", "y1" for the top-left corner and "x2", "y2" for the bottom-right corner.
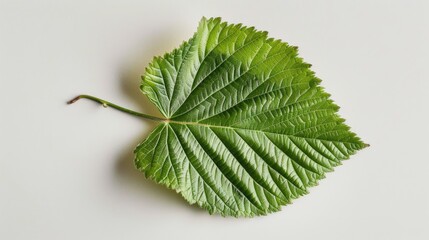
[{"x1": 1, "y1": 0, "x2": 428, "y2": 239}]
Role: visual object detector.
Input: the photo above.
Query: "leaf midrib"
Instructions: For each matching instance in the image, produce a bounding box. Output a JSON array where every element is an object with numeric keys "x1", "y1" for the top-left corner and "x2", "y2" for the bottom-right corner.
[{"x1": 164, "y1": 120, "x2": 363, "y2": 146}]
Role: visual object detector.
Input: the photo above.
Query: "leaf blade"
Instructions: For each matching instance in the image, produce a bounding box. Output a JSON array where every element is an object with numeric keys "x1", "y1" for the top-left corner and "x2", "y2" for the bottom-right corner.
[{"x1": 136, "y1": 17, "x2": 367, "y2": 217}]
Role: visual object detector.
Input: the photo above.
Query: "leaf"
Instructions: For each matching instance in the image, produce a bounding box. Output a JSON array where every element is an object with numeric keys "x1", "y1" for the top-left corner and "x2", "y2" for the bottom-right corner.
[{"x1": 135, "y1": 17, "x2": 368, "y2": 217}]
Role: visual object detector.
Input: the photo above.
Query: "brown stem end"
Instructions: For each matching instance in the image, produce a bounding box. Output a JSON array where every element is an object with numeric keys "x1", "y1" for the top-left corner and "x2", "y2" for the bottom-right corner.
[{"x1": 67, "y1": 96, "x2": 81, "y2": 104}]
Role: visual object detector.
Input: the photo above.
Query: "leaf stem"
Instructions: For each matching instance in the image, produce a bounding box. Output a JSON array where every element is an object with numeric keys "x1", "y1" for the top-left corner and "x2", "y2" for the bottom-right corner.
[{"x1": 67, "y1": 94, "x2": 165, "y2": 122}]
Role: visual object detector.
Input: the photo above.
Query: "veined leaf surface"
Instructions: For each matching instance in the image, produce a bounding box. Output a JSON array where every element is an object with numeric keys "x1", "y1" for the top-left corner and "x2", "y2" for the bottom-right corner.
[{"x1": 136, "y1": 17, "x2": 367, "y2": 217}]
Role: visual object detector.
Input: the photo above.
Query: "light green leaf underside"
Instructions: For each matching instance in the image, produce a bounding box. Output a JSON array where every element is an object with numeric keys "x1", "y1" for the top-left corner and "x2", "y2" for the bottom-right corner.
[{"x1": 136, "y1": 17, "x2": 367, "y2": 217}]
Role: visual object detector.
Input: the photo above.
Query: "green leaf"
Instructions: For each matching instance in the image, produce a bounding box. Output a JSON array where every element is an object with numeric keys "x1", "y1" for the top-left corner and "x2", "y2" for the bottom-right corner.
[{"x1": 136, "y1": 17, "x2": 367, "y2": 217}]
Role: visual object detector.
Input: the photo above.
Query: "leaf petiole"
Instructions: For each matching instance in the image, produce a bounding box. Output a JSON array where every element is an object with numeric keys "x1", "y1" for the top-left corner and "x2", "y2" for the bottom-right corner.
[{"x1": 67, "y1": 94, "x2": 166, "y2": 122}]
